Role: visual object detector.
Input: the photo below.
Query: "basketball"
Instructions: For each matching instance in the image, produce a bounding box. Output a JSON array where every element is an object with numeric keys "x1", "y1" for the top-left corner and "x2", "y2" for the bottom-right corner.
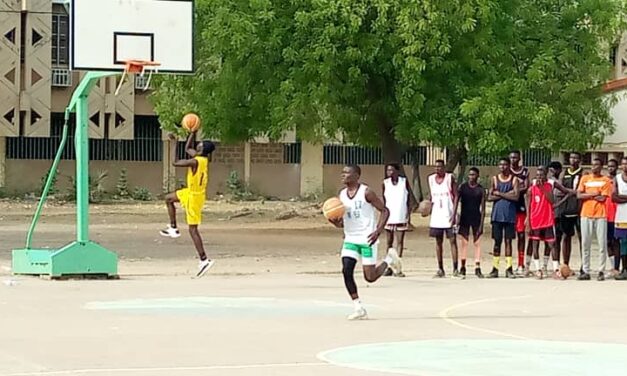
[
  {"x1": 559, "y1": 264, "x2": 571, "y2": 280},
  {"x1": 322, "y1": 197, "x2": 345, "y2": 221},
  {"x1": 181, "y1": 113, "x2": 201, "y2": 132},
  {"x1": 417, "y1": 200, "x2": 432, "y2": 217}
]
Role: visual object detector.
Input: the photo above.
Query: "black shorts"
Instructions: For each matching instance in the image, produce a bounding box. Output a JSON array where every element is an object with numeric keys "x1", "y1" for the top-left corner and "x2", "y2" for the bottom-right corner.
[
  {"x1": 430, "y1": 227, "x2": 455, "y2": 239},
  {"x1": 529, "y1": 227, "x2": 556, "y2": 242},
  {"x1": 556, "y1": 216, "x2": 579, "y2": 238},
  {"x1": 492, "y1": 221, "x2": 515, "y2": 243},
  {"x1": 458, "y1": 222, "x2": 482, "y2": 239}
]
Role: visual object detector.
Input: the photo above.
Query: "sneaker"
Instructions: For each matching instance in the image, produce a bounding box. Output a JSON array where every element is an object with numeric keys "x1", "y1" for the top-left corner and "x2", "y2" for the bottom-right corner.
[
  {"x1": 195, "y1": 259, "x2": 215, "y2": 278},
  {"x1": 475, "y1": 267, "x2": 484, "y2": 278},
  {"x1": 615, "y1": 270, "x2": 627, "y2": 280},
  {"x1": 506, "y1": 267, "x2": 517, "y2": 279},
  {"x1": 597, "y1": 272, "x2": 605, "y2": 281},
  {"x1": 434, "y1": 269, "x2": 445, "y2": 278},
  {"x1": 552, "y1": 271, "x2": 562, "y2": 280},
  {"x1": 393, "y1": 271, "x2": 406, "y2": 278},
  {"x1": 383, "y1": 268, "x2": 393, "y2": 277},
  {"x1": 386, "y1": 248, "x2": 402, "y2": 274},
  {"x1": 487, "y1": 268, "x2": 499, "y2": 279},
  {"x1": 609, "y1": 269, "x2": 620, "y2": 279},
  {"x1": 577, "y1": 273, "x2": 591, "y2": 281},
  {"x1": 524, "y1": 269, "x2": 534, "y2": 278},
  {"x1": 453, "y1": 270, "x2": 465, "y2": 280},
  {"x1": 535, "y1": 270, "x2": 544, "y2": 280},
  {"x1": 542, "y1": 266, "x2": 548, "y2": 275},
  {"x1": 515, "y1": 265, "x2": 526, "y2": 276},
  {"x1": 460, "y1": 267, "x2": 467, "y2": 277},
  {"x1": 159, "y1": 225, "x2": 181, "y2": 238},
  {"x1": 347, "y1": 307, "x2": 368, "y2": 320}
]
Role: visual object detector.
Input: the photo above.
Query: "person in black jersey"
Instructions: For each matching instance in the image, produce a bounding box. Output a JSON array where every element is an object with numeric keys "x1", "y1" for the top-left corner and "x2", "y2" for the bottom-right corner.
[
  {"x1": 555, "y1": 152, "x2": 583, "y2": 275},
  {"x1": 509, "y1": 150, "x2": 530, "y2": 275},
  {"x1": 453, "y1": 167, "x2": 486, "y2": 278}
]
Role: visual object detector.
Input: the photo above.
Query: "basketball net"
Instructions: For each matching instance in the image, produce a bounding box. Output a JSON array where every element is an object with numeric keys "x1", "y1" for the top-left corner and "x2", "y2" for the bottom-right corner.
[{"x1": 114, "y1": 60, "x2": 161, "y2": 96}]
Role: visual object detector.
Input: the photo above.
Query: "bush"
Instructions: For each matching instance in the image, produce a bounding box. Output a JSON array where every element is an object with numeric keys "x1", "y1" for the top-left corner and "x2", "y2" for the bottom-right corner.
[
  {"x1": 66, "y1": 170, "x2": 108, "y2": 203},
  {"x1": 132, "y1": 187, "x2": 152, "y2": 201},
  {"x1": 226, "y1": 170, "x2": 256, "y2": 200},
  {"x1": 116, "y1": 168, "x2": 130, "y2": 198},
  {"x1": 39, "y1": 169, "x2": 59, "y2": 196}
]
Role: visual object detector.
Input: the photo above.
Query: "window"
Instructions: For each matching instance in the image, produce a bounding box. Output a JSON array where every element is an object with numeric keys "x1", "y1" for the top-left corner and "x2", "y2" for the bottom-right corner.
[{"x1": 52, "y1": 14, "x2": 69, "y2": 66}]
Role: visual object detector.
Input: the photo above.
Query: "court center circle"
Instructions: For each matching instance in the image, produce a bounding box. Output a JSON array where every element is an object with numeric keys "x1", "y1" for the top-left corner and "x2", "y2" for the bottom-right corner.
[{"x1": 318, "y1": 339, "x2": 627, "y2": 376}]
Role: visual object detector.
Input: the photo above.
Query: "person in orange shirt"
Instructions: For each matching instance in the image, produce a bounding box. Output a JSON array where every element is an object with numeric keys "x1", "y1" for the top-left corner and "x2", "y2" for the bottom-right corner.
[{"x1": 577, "y1": 158, "x2": 612, "y2": 281}]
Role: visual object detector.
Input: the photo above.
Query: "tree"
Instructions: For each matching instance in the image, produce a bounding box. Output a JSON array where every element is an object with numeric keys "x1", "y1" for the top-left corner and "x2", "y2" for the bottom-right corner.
[{"x1": 151, "y1": 0, "x2": 626, "y2": 171}]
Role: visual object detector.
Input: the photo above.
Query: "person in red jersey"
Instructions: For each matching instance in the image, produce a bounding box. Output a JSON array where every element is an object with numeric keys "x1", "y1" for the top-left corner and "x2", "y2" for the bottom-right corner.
[{"x1": 525, "y1": 166, "x2": 556, "y2": 279}]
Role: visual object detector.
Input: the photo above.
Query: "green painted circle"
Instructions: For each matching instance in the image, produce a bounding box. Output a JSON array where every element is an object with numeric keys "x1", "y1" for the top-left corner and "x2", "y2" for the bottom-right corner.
[{"x1": 319, "y1": 339, "x2": 627, "y2": 376}]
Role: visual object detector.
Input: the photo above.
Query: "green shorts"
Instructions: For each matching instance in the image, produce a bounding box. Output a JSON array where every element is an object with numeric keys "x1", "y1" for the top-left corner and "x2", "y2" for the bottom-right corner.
[{"x1": 341, "y1": 242, "x2": 378, "y2": 266}]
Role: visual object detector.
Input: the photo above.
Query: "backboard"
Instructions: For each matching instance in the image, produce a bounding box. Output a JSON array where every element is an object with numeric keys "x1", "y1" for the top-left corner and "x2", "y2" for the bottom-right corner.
[{"x1": 70, "y1": 0, "x2": 194, "y2": 73}]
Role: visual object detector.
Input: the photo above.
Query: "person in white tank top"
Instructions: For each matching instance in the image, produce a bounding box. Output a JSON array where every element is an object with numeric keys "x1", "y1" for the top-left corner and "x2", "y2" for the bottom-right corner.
[
  {"x1": 329, "y1": 165, "x2": 401, "y2": 320},
  {"x1": 382, "y1": 163, "x2": 414, "y2": 277},
  {"x1": 428, "y1": 160, "x2": 459, "y2": 278},
  {"x1": 612, "y1": 157, "x2": 627, "y2": 280}
]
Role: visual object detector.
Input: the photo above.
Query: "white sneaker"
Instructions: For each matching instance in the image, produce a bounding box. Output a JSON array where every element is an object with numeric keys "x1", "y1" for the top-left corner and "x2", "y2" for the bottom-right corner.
[
  {"x1": 195, "y1": 259, "x2": 215, "y2": 278},
  {"x1": 347, "y1": 307, "x2": 368, "y2": 320},
  {"x1": 159, "y1": 225, "x2": 181, "y2": 238},
  {"x1": 387, "y1": 248, "x2": 402, "y2": 274}
]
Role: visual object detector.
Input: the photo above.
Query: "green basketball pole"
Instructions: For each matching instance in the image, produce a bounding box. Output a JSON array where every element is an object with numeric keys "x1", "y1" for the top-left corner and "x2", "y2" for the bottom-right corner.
[{"x1": 12, "y1": 72, "x2": 119, "y2": 278}]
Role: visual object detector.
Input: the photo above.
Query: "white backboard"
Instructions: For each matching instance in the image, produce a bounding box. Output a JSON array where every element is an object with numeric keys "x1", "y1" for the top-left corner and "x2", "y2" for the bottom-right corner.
[{"x1": 71, "y1": 0, "x2": 194, "y2": 73}]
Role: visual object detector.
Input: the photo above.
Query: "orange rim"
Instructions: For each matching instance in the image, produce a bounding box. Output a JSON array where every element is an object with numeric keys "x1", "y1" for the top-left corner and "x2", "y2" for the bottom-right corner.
[{"x1": 122, "y1": 60, "x2": 161, "y2": 73}]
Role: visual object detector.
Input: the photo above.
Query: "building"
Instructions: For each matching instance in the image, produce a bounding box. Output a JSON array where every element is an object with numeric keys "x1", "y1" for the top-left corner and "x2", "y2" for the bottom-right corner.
[{"x1": 1, "y1": 1, "x2": 626, "y2": 200}]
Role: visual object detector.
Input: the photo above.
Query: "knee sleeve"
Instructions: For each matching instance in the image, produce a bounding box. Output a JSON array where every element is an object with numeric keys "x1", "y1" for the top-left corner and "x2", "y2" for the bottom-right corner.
[
  {"x1": 620, "y1": 240, "x2": 627, "y2": 256},
  {"x1": 342, "y1": 257, "x2": 358, "y2": 296}
]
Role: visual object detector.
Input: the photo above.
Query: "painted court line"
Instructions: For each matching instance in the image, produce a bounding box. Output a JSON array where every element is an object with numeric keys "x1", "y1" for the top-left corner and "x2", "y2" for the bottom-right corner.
[
  {"x1": 8, "y1": 362, "x2": 329, "y2": 376},
  {"x1": 438, "y1": 295, "x2": 533, "y2": 340}
]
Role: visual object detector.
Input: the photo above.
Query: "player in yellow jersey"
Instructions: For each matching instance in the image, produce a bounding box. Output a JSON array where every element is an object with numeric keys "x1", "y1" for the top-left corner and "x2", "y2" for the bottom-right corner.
[{"x1": 161, "y1": 131, "x2": 216, "y2": 277}]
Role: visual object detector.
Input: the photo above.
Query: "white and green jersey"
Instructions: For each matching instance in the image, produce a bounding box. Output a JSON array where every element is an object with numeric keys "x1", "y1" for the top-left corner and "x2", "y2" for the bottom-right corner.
[{"x1": 340, "y1": 184, "x2": 377, "y2": 245}]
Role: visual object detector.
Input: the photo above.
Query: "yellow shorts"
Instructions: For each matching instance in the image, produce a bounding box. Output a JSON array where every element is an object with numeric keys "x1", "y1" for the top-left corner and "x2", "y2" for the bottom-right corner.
[{"x1": 176, "y1": 188, "x2": 205, "y2": 225}]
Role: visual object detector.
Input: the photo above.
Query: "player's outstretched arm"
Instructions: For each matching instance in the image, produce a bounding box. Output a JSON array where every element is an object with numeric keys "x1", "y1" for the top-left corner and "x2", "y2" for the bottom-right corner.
[
  {"x1": 365, "y1": 188, "x2": 390, "y2": 245},
  {"x1": 169, "y1": 133, "x2": 198, "y2": 169},
  {"x1": 185, "y1": 131, "x2": 198, "y2": 158}
]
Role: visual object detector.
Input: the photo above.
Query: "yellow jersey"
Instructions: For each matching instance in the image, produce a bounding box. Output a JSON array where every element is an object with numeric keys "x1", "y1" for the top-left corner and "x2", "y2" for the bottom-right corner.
[{"x1": 186, "y1": 156, "x2": 209, "y2": 196}]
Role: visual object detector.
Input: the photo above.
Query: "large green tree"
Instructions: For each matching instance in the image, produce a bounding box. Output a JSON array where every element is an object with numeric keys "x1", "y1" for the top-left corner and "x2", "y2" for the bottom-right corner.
[{"x1": 152, "y1": 0, "x2": 626, "y2": 170}]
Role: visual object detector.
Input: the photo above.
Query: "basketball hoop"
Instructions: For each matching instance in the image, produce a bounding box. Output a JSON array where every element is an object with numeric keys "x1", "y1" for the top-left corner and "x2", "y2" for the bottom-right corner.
[{"x1": 114, "y1": 60, "x2": 161, "y2": 95}]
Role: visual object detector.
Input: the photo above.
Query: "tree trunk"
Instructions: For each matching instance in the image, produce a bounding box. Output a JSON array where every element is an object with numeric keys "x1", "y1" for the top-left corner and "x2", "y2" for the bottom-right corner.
[
  {"x1": 408, "y1": 146, "x2": 424, "y2": 204},
  {"x1": 445, "y1": 144, "x2": 468, "y2": 177},
  {"x1": 376, "y1": 116, "x2": 403, "y2": 165}
]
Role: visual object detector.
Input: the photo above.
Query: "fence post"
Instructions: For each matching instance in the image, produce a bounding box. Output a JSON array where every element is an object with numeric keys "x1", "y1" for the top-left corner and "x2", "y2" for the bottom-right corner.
[
  {"x1": 300, "y1": 142, "x2": 323, "y2": 197},
  {"x1": 244, "y1": 142, "x2": 251, "y2": 184}
]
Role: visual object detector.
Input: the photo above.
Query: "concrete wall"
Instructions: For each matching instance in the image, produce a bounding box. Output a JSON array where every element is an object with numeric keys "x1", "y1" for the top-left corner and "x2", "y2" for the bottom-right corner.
[
  {"x1": 6, "y1": 157, "x2": 535, "y2": 200},
  {"x1": 6, "y1": 160, "x2": 162, "y2": 195}
]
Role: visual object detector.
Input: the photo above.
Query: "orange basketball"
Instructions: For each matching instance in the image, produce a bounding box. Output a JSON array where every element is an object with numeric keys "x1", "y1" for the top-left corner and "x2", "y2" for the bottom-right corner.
[
  {"x1": 559, "y1": 264, "x2": 571, "y2": 280},
  {"x1": 322, "y1": 197, "x2": 345, "y2": 221},
  {"x1": 181, "y1": 113, "x2": 201, "y2": 132}
]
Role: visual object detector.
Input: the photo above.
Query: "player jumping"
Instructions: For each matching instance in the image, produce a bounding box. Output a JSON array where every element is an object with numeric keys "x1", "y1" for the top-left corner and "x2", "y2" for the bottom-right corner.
[
  {"x1": 161, "y1": 131, "x2": 216, "y2": 278},
  {"x1": 329, "y1": 165, "x2": 400, "y2": 320}
]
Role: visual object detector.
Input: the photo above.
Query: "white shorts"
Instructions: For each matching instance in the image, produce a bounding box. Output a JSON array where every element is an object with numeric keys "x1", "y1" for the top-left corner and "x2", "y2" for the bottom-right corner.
[{"x1": 341, "y1": 242, "x2": 378, "y2": 266}]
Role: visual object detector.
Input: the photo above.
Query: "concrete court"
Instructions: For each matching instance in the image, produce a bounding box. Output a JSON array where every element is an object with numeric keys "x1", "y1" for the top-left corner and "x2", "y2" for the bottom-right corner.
[{"x1": 1, "y1": 268, "x2": 626, "y2": 376}]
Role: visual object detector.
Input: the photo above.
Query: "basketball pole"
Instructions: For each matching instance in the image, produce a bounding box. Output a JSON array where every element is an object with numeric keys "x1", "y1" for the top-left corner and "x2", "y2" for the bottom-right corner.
[{"x1": 12, "y1": 72, "x2": 119, "y2": 278}]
